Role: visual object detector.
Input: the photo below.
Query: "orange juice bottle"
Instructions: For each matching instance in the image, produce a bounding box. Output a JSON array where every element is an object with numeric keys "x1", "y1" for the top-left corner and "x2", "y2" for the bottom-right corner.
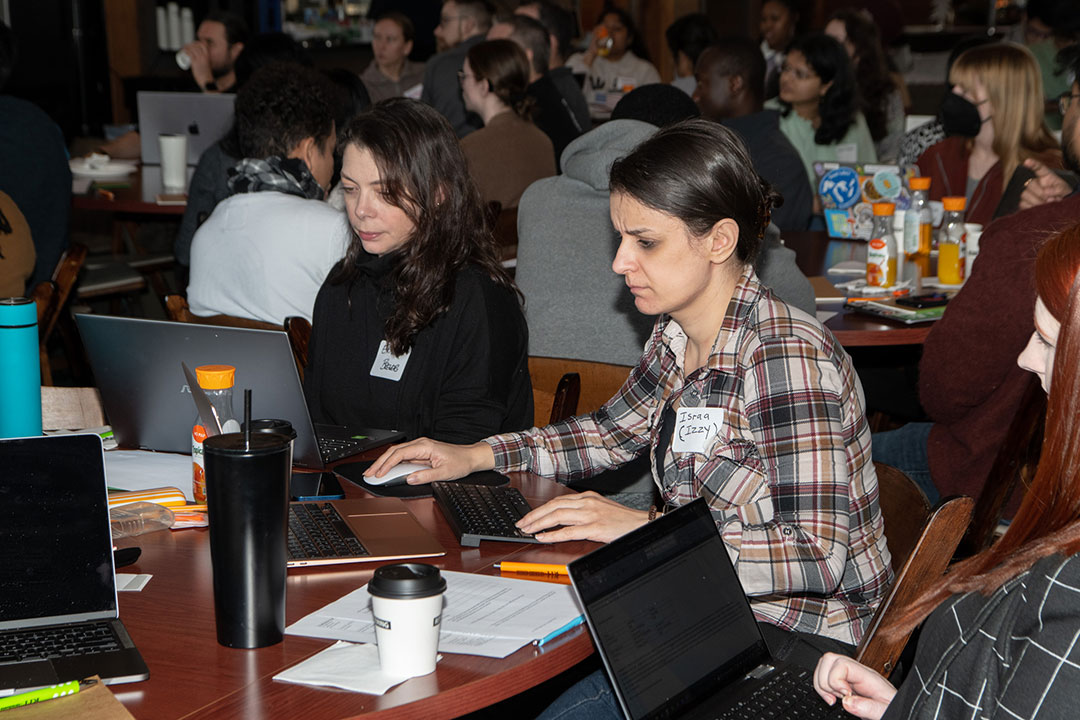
[
  {"x1": 904, "y1": 176, "x2": 932, "y2": 255},
  {"x1": 938, "y1": 196, "x2": 966, "y2": 285},
  {"x1": 191, "y1": 364, "x2": 240, "y2": 502},
  {"x1": 866, "y1": 202, "x2": 897, "y2": 287}
]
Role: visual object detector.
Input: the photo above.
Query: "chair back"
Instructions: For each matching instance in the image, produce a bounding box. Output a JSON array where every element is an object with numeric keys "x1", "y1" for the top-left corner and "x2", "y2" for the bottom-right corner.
[
  {"x1": 854, "y1": 462, "x2": 973, "y2": 678},
  {"x1": 528, "y1": 357, "x2": 633, "y2": 417},
  {"x1": 957, "y1": 375, "x2": 1046, "y2": 557},
  {"x1": 42, "y1": 242, "x2": 88, "y2": 341},
  {"x1": 164, "y1": 294, "x2": 280, "y2": 331},
  {"x1": 283, "y1": 316, "x2": 311, "y2": 381}
]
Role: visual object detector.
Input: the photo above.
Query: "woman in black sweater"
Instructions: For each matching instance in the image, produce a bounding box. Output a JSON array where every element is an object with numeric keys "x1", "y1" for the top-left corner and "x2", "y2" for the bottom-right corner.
[{"x1": 304, "y1": 98, "x2": 533, "y2": 443}]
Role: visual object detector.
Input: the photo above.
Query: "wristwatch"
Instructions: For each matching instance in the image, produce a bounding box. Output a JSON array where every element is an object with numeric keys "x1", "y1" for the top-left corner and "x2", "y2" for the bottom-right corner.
[{"x1": 202, "y1": 80, "x2": 219, "y2": 92}]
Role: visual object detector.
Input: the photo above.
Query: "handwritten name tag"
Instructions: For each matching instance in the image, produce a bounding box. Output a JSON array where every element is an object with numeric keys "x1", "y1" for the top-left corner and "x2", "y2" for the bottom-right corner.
[
  {"x1": 370, "y1": 341, "x2": 411, "y2": 381},
  {"x1": 671, "y1": 407, "x2": 724, "y2": 455},
  {"x1": 835, "y1": 142, "x2": 858, "y2": 163}
]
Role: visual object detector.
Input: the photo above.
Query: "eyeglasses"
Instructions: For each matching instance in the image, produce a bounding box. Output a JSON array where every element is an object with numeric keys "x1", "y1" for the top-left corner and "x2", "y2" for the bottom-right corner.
[{"x1": 1059, "y1": 91, "x2": 1080, "y2": 116}]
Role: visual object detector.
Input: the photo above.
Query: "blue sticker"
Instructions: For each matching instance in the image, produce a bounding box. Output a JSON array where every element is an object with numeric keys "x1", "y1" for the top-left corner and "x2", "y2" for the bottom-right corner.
[{"x1": 818, "y1": 166, "x2": 861, "y2": 210}]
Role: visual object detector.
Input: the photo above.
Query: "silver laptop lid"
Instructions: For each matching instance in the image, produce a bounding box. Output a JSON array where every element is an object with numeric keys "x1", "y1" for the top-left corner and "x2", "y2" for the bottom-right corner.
[
  {"x1": 0, "y1": 434, "x2": 119, "y2": 630},
  {"x1": 74, "y1": 314, "x2": 324, "y2": 468},
  {"x1": 136, "y1": 91, "x2": 235, "y2": 165}
]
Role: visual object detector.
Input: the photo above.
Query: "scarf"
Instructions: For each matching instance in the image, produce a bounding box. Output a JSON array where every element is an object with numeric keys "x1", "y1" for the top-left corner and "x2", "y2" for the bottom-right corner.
[{"x1": 227, "y1": 156, "x2": 325, "y2": 201}]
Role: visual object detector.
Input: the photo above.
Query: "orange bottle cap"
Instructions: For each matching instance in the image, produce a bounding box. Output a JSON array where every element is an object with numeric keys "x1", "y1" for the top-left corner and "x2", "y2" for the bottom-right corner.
[
  {"x1": 195, "y1": 364, "x2": 236, "y2": 390},
  {"x1": 872, "y1": 202, "x2": 896, "y2": 216},
  {"x1": 942, "y1": 196, "x2": 966, "y2": 211},
  {"x1": 909, "y1": 176, "x2": 931, "y2": 190}
]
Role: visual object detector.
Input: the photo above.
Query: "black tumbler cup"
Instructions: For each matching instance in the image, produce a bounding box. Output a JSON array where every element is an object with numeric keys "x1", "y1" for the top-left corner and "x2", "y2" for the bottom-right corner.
[{"x1": 204, "y1": 431, "x2": 291, "y2": 648}]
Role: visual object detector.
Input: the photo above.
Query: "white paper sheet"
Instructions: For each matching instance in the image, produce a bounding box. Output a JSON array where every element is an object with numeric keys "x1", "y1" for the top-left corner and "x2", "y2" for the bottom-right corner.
[
  {"x1": 116, "y1": 573, "x2": 152, "y2": 591},
  {"x1": 273, "y1": 641, "x2": 434, "y2": 695},
  {"x1": 104, "y1": 450, "x2": 194, "y2": 500},
  {"x1": 286, "y1": 571, "x2": 583, "y2": 659}
]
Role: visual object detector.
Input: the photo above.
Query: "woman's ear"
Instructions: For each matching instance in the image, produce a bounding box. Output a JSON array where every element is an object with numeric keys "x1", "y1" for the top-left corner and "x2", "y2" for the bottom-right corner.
[{"x1": 704, "y1": 218, "x2": 740, "y2": 265}]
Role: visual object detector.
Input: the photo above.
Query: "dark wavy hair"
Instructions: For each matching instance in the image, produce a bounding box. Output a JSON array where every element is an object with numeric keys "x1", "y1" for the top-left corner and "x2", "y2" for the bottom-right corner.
[
  {"x1": 234, "y1": 62, "x2": 335, "y2": 159},
  {"x1": 467, "y1": 39, "x2": 535, "y2": 120},
  {"x1": 828, "y1": 8, "x2": 896, "y2": 143},
  {"x1": 609, "y1": 119, "x2": 781, "y2": 266},
  {"x1": 329, "y1": 99, "x2": 517, "y2": 355},
  {"x1": 778, "y1": 33, "x2": 858, "y2": 146}
]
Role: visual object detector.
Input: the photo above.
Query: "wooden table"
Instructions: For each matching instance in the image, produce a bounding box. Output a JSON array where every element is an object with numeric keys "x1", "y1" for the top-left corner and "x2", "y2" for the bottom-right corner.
[
  {"x1": 111, "y1": 473, "x2": 598, "y2": 719},
  {"x1": 784, "y1": 231, "x2": 935, "y2": 347},
  {"x1": 72, "y1": 165, "x2": 188, "y2": 216}
]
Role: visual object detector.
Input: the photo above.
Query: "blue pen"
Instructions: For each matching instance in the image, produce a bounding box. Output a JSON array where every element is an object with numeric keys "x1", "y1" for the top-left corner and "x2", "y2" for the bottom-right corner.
[{"x1": 536, "y1": 615, "x2": 585, "y2": 647}]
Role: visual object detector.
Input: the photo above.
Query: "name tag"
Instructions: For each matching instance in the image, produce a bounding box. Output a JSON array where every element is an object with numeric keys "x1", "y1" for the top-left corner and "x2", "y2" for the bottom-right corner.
[
  {"x1": 370, "y1": 340, "x2": 411, "y2": 381},
  {"x1": 835, "y1": 143, "x2": 858, "y2": 163},
  {"x1": 671, "y1": 407, "x2": 724, "y2": 455}
]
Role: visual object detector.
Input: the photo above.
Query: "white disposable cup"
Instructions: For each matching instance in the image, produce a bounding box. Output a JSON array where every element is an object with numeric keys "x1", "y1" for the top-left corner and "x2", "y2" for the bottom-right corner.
[
  {"x1": 964, "y1": 222, "x2": 983, "y2": 278},
  {"x1": 159, "y1": 134, "x2": 187, "y2": 191},
  {"x1": 370, "y1": 592, "x2": 443, "y2": 677}
]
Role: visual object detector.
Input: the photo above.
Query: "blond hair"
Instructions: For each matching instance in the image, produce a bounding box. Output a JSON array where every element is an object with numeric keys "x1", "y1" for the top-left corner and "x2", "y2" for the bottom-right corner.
[{"x1": 949, "y1": 41, "x2": 1059, "y2": 190}]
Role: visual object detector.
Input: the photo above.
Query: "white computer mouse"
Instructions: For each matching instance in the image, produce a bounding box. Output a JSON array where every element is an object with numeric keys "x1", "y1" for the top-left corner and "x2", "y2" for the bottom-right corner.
[{"x1": 365, "y1": 461, "x2": 432, "y2": 486}]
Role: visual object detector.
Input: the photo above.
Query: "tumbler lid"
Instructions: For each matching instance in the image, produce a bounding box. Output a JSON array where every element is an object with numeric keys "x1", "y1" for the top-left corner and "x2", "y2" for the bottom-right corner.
[
  {"x1": 244, "y1": 418, "x2": 297, "y2": 441},
  {"x1": 203, "y1": 431, "x2": 291, "y2": 456},
  {"x1": 368, "y1": 563, "x2": 446, "y2": 599}
]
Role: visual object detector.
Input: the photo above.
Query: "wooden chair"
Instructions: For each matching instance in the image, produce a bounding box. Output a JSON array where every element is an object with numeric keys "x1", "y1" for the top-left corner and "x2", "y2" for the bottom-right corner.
[
  {"x1": 34, "y1": 243, "x2": 89, "y2": 385},
  {"x1": 284, "y1": 316, "x2": 311, "y2": 381},
  {"x1": 41, "y1": 386, "x2": 105, "y2": 430},
  {"x1": 956, "y1": 375, "x2": 1046, "y2": 557},
  {"x1": 492, "y1": 205, "x2": 518, "y2": 266},
  {"x1": 854, "y1": 463, "x2": 974, "y2": 678},
  {"x1": 528, "y1": 357, "x2": 633, "y2": 416},
  {"x1": 164, "y1": 294, "x2": 280, "y2": 331},
  {"x1": 531, "y1": 371, "x2": 580, "y2": 427}
]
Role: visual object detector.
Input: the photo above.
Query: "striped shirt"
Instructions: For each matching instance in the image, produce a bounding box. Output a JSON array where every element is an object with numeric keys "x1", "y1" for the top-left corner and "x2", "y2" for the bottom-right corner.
[{"x1": 487, "y1": 269, "x2": 893, "y2": 645}]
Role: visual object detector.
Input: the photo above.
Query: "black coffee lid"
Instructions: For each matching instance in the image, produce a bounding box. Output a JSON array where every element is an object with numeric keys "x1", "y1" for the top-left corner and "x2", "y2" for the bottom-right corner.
[
  {"x1": 204, "y1": 431, "x2": 291, "y2": 456},
  {"x1": 368, "y1": 563, "x2": 446, "y2": 599},
  {"x1": 243, "y1": 418, "x2": 297, "y2": 441}
]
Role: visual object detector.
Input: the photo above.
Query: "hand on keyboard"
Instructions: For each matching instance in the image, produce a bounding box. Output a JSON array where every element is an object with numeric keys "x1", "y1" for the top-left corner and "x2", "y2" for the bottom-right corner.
[
  {"x1": 515, "y1": 491, "x2": 651, "y2": 544},
  {"x1": 366, "y1": 437, "x2": 496, "y2": 485},
  {"x1": 813, "y1": 653, "x2": 895, "y2": 720}
]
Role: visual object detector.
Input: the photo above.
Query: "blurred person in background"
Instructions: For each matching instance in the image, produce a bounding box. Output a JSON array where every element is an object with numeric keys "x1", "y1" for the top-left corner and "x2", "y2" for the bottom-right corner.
[
  {"x1": 759, "y1": 0, "x2": 802, "y2": 99},
  {"x1": 361, "y1": 12, "x2": 426, "y2": 103},
  {"x1": 566, "y1": 7, "x2": 660, "y2": 118},
  {"x1": 664, "y1": 13, "x2": 718, "y2": 97}
]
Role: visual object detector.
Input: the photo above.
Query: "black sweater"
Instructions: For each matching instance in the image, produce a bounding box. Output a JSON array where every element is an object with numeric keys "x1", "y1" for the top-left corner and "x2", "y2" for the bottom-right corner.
[{"x1": 304, "y1": 251, "x2": 533, "y2": 444}]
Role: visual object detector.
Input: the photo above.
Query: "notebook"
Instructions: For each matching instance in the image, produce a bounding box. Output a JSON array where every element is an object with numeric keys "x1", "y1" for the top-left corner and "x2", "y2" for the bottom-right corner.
[
  {"x1": 136, "y1": 91, "x2": 235, "y2": 165},
  {"x1": 568, "y1": 498, "x2": 848, "y2": 720},
  {"x1": 287, "y1": 497, "x2": 445, "y2": 568},
  {"x1": 74, "y1": 314, "x2": 405, "y2": 469},
  {"x1": 0, "y1": 434, "x2": 150, "y2": 692}
]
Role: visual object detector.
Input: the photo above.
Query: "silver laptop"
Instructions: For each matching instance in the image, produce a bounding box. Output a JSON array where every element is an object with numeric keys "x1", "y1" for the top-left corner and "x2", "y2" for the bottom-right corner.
[
  {"x1": 0, "y1": 434, "x2": 149, "y2": 692},
  {"x1": 74, "y1": 314, "x2": 405, "y2": 469},
  {"x1": 137, "y1": 91, "x2": 235, "y2": 165}
]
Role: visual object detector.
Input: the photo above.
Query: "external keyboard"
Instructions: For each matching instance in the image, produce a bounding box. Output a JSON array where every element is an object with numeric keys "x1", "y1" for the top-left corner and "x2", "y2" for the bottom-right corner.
[
  {"x1": 0, "y1": 621, "x2": 121, "y2": 664},
  {"x1": 716, "y1": 667, "x2": 850, "y2": 719},
  {"x1": 431, "y1": 482, "x2": 540, "y2": 547},
  {"x1": 288, "y1": 502, "x2": 369, "y2": 561}
]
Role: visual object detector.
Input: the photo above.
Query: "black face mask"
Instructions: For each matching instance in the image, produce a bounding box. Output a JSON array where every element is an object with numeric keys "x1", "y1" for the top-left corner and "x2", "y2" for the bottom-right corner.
[{"x1": 939, "y1": 92, "x2": 984, "y2": 138}]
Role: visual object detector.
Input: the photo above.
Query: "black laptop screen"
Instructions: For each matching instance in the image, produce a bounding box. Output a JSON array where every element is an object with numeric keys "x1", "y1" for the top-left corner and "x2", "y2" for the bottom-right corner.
[
  {"x1": 0, "y1": 435, "x2": 117, "y2": 629},
  {"x1": 570, "y1": 499, "x2": 769, "y2": 720}
]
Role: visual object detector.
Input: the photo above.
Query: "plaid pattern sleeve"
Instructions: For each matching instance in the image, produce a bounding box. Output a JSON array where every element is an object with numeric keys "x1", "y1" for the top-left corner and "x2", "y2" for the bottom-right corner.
[{"x1": 884, "y1": 552, "x2": 1080, "y2": 720}]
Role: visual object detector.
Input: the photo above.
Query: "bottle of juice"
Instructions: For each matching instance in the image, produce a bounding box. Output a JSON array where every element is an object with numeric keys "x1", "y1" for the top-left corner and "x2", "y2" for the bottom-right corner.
[
  {"x1": 938, "y1": 196, "x2": 967, "y2": 285},
  {"x1": 191, "y1": 364, "x2": 241, "y2": 503},
  {"x1": 904, "y1": 176, "x2": 933, "y2": 255},
  {"x1": 866, "y1": 202, "x2": 898, "y2": 288}
]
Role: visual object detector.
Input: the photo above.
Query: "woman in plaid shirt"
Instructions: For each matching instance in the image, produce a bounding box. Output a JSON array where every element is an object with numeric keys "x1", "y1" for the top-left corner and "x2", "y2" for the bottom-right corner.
[{"x1": 370, "y1": 119, "x2": 893, "y2": 651}]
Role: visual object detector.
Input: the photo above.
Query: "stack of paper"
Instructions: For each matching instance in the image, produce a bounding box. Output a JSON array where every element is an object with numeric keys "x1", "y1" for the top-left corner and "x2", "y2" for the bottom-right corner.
[{"x1": 286, "y1": 570, "x2": 583, "y2": 658}]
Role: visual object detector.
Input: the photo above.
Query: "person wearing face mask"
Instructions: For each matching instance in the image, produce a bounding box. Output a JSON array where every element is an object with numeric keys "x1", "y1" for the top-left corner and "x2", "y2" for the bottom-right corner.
[
  {"x1": 815, "y1": 222, "x2": 1080, "y2": 720},
  {"x1": 915, "y1": 42, "x2": 1061, "y2": 226},
  {"x1": 187, "y1": 63, "x2": 349, "y2": 325}
]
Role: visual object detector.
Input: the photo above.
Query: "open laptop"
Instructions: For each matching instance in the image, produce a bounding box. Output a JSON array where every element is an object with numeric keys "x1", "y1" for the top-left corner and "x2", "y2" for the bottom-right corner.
[
  {"x1": 0, "y1": 434, "x2": 149, "y2": 692},
  {"x1": 568, "y1": 499, "x2": 849, "y2": 720},
  {"x1": 136, "y1": 91, "x2": 235, "y2": 165},
  {"x1": 75, "y1": 314, "x2": 405, "y2": 469}
]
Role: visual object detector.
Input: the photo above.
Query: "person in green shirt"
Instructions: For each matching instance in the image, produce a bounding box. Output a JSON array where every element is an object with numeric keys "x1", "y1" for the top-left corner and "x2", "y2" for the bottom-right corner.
[{"x1": 765, "y1": 33, "x2": 876, "y2": 207}]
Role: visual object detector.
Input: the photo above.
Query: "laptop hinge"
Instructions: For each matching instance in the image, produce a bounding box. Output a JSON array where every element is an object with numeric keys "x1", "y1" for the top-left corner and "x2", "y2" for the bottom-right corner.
[{"x1": 746, "y1": 663, "x2": 776, "y2": 680}]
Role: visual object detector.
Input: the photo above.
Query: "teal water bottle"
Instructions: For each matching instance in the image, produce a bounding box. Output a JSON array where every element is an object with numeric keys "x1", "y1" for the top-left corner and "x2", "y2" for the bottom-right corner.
[{"x1": 0, "y1": 297, "x2": 42, "y2": 437}]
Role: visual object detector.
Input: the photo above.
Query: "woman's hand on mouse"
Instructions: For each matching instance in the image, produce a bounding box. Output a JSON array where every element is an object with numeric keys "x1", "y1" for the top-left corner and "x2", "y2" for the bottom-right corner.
[{"x1": 365, "y1": 438, "x2": 495, "y2": 484}]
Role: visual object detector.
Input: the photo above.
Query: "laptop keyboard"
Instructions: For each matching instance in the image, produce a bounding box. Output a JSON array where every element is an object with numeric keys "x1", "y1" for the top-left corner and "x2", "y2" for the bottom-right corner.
[
  {"x1": 0, "y1": 622, "x2": 121, "y2": 664},
  {"x1": 716, "y1": 667, "x2": 850, "y2": 719},
  {"x1": 317, "y1": 435, "x2": 369, "y2": 463},
  {"x1": 288, "y1": 503, "x2": 369, "y2": 561},
  {"x1": 431, "y1": 482, "x2": 540, "y2": 547}
]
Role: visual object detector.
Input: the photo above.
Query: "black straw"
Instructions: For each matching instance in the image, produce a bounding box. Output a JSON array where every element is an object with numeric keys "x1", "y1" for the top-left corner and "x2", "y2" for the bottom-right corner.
[{"x1": 244, "y1": 389, "x2": 252, "y2": 451}]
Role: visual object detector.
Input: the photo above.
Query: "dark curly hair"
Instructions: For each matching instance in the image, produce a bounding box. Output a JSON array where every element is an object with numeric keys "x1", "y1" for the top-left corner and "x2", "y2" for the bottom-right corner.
[
  {"x1": 828, "y1": 8, "x2": 896, "y2": 143},
  {"x1": 466, "y1": 39, "x2": 535, "y2": 120},
  {"x1": 329, "y1": 99, "x2": 518, "y2": 355},
  {"x1": 234, "y1": 62, "x2": 336, "y2": 159},
  {"x1": 609, "y1": 119, "x2": 781, "y2": 266},
  {"x1": 778, "y1": 33, "x2": 858, "y2": 146}
]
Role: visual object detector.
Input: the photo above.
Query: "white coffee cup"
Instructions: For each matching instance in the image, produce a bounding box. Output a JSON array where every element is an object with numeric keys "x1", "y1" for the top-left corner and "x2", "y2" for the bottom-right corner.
[
  {"x1": 964, "y1": 222, "x2": 983, "y2": 278},
  {"x1": 158, "y1": 133, "x2": 188, "y2": 192},
  {"x1": 368, "y1": 563, "x2": 446, "y2": 678}
]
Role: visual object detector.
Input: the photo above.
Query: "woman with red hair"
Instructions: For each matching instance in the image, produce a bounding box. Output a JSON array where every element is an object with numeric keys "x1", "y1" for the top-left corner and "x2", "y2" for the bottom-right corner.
[{"x1": 814, "y1": 222, "x2": 1080, "y2": 719}]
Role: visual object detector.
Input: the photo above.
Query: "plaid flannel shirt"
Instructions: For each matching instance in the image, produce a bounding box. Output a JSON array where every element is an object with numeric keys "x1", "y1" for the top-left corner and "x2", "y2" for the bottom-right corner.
[{"x1": 487, "y1": 269, "x2": 893, "y2": 645}]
